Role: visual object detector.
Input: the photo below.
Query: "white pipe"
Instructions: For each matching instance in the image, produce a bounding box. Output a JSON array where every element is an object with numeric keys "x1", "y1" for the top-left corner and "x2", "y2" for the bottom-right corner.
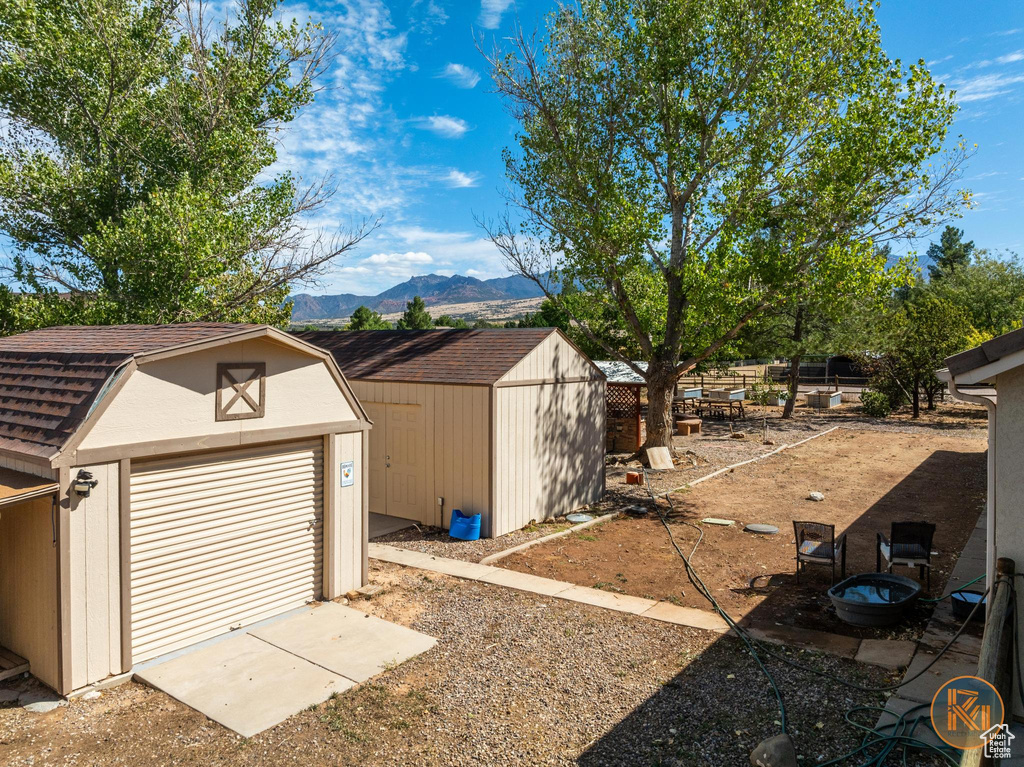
[{"x1": 943, "y1": 372, "x2": 997, "y2": 607}]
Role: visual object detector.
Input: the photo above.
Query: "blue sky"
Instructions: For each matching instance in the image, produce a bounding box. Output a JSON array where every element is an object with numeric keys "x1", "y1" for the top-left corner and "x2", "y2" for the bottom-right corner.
[{"x1": 277, "y1": 0, "x2": 1024, "y2": 295}]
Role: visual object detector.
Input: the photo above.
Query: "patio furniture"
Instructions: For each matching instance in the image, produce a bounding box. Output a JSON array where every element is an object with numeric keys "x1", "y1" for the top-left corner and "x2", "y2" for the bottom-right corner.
[
  {"x1": 675, "y1": 416, "x2": 702, "y2": 436},
  {"x1": 876, "y1": 521, "x2": 936, "y2": 588},
  {"x1": 695, "y1": 398, "x2": 746, "y2": 421},
  {"x1": 794, "y1": 521, "x2": 847, "y2": 584}
]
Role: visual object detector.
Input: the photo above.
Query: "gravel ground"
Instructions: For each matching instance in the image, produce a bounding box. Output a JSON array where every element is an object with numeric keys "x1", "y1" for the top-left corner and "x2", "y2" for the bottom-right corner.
[
  {"x1": 373, "y1": 518, "x2": 577, "y2": 562},
  {"x1": 0, "y1": 563, "x2": 946, "y2": 766}
]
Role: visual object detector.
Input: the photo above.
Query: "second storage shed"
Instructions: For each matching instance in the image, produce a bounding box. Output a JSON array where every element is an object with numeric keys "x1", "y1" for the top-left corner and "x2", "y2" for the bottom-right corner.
[{"x1": 295, "y1": 329, "x2": 605, "y2": 537}]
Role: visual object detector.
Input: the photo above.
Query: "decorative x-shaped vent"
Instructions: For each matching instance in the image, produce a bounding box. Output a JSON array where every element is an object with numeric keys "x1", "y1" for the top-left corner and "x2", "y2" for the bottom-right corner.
[{"x1": 216, "y1": 362, "x2": 266, "y2": 421}]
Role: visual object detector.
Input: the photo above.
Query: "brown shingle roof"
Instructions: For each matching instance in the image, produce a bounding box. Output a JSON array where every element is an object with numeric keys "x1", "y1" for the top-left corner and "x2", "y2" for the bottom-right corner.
[
  {"x1": 0, "y1": 323, "x2": 257, "y2": 459},
  {"x1": 292, "y1": 329, "x2": 557, "y2": 385},
  {"x1": 946, "y1": 326, "x2": 1024, "y2": 378}
]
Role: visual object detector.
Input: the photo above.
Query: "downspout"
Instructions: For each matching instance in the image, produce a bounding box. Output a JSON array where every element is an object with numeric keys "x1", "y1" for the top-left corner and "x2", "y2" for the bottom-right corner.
[{"x1": 942, "y1": 370, "x2": 997, "y2": 608}]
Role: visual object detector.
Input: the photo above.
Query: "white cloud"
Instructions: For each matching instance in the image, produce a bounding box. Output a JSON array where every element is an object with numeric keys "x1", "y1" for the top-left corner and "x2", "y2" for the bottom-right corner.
[
  {"x1": 997, "y1": 50, "x2": 1024, "y2": 64},
  {"x1": 438, "y1": 62, "x2": 481, "y2": 89},
  {"x1": 419, "y1": 114, "x2": 471, "y2": 138},
  {"x1": 478, "y1": 0, "x2": 513, "y2": 30},
  {"x1": 366, "y1": 251, "x2": 434, "y2": 265},
  {"x1": 442, "y1": 169, "x2": 481, "y2": 188},
  {"x1": 951, "y1": 72, "x2": 1024, "y2": 102},
  {"x1": 927, "y1": 55, "x2": 952, "y2": 67}
]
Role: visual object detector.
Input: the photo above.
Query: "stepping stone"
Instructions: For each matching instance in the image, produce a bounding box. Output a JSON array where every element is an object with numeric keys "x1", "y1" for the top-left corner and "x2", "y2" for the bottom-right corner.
[
  {"x1": 855, "y1": 639, "x2": 917, "y2": 670},
  {"x1": 744, "y1": 523, "x2": 779, "y2": 535},
  {"x1": 701, "y1": 518, "x2": 735, "y2": 526},
  {"x1": 645, "y1": 446, "x2": 674, "y2": 470},
  {"x1": 744, "y1": 624, "x2": 861, "y2": 659},
  {"x1": 875, "y1": 697, "x2": 947, "y2": 751},
  {"x1": 896, "y1": 652, "x2": 979, "y2": 705}
]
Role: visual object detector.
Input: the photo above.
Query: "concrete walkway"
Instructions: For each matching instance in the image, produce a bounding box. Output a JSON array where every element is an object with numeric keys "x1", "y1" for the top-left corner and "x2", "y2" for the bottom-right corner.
[
  {"x1": 135, "y1": 602, "x2": 436, "y2": 737},
  {"x1": 370, "y1": 543, "x2": 731, "y2": 632}
]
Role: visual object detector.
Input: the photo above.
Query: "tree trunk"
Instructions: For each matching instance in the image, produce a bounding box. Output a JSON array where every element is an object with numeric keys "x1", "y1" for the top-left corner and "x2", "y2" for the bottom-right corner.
[
  {"x1": 911, "y1": 372, "x2": 921, "y2": 418},
  {"x1": 782, "y1": 307, "x2": 804, "y2": 420},
  {"x1": 926, "y1": 386, "x2": 936, "y2": 410},
  {"x1": 643, "y1": 366, "x2": 677, "y2": 449}
]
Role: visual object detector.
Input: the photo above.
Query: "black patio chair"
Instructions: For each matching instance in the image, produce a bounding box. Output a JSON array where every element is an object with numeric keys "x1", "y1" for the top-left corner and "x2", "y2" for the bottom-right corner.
[
  {"x1": 877, "y1": 521, "x2": 936, "y2": 588},
  {"x1": 793, "y1": 521, "x2": 847, "y2": 585}
]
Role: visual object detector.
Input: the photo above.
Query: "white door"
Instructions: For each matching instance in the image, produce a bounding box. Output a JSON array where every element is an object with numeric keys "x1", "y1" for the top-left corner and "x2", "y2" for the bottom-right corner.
[
  {"x1": 364, "y1": 403, "x2": 428, "y2": 523},
  {"x1": 129, "y1": 440, "x2": 323, "y2": 663}
]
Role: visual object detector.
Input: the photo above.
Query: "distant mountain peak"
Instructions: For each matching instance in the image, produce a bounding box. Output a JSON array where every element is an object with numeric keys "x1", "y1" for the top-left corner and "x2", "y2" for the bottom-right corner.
[{"x1": 288, "y1": 272, "x2": 549, "y2": 320}]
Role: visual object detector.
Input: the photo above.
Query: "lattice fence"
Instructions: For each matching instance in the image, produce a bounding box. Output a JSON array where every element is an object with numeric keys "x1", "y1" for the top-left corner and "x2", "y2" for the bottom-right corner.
[{"x1": 607, "y1": 384, "x2": 639, "y2": 418}]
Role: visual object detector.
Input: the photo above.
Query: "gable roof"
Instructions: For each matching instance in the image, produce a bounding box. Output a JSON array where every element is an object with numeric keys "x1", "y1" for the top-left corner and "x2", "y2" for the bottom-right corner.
[
  {"x1": 0, "y1": 323, "x2": 257, "y2": 460},
  {"x1": 292, "y1": 328, "x2": 562, "y2": 385},
  {"x1": 946, "y1": 326, "x2": 1024, "y2": 381}
]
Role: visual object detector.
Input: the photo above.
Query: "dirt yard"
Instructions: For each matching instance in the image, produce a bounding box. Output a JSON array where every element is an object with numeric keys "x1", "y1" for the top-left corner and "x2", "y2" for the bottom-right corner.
[
  {"x1": 1, "y1": 563, "x2": 926, "y2": 767},
  {"x1": 501, "y1": 428, "x2": 987, "y2": 639}
]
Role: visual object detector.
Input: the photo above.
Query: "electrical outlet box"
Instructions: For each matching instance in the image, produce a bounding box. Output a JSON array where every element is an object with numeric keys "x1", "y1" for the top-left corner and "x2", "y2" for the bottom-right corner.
[{"x1": 437, "y1": 497, "x2": 444, "y2": 506}]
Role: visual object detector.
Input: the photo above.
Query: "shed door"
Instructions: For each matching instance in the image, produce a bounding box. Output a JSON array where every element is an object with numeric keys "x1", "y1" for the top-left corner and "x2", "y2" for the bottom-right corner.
[
  {"x1": 129, "y1": 440, "x2": 323, "y2": 663},
  {"x1": 364, "y1": 403, "x2": 428, "y2": 524}
]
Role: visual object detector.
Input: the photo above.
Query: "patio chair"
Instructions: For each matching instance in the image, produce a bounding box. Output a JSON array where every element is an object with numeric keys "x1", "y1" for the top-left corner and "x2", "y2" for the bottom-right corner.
[
  {"x1": 793, "y1": 521, "x2": 847, "y2": 585},
  {"x1": 876, "y1": 521, "x2": 936, "y2": 588}
]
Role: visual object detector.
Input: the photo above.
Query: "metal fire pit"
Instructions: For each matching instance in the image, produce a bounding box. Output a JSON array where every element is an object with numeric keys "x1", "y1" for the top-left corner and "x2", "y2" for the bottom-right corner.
[{"x1": 828, "y1": 573, "x2": 922, "y2": 627}]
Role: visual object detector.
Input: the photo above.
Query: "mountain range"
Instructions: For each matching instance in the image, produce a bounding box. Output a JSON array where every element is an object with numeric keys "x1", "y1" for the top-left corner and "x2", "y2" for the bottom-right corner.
[{"x1": 288, "y1": 273, "x2": 548, "y2": 320}]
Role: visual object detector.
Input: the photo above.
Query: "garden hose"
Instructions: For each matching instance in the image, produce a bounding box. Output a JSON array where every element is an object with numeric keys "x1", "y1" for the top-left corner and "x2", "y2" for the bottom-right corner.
[
  {"x1": 919, "y1": 572, "x2": 986, "y2": 603},
  {"x1": 639, "y1": 467, "x2": 992, "y2": 765}
]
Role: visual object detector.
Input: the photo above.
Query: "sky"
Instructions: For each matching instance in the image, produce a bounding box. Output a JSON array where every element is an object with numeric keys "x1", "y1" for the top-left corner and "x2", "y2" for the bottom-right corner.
[{"x1": 69, "y1": 0, "x2": 1024, "y2": 297}]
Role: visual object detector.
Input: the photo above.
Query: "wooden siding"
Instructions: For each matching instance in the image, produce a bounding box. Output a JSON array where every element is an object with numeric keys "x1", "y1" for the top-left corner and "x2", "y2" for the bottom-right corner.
[
  {"x1": 333, "y1": 431, "x2": 365, "y2": 594},
  {"x1": 500, "y1": 332, "x2": 601, "y2": 383},
  {"x1": 493, "y1": 381, "x2": 605, "y2": 537},
  {"x1": 69, "y1": 461, "x2": 121, "y2": 690},
  {"x1": 349, "y1": 381, "x2": 490, "y2": 530},
  {"x1": 0, "y1": 496, "x2": 58, "y2": 689}
]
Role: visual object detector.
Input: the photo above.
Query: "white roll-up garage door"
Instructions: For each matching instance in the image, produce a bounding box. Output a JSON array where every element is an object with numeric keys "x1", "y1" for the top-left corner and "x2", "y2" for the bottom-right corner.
[{"x1": 129, "y1": 440, "x2": 323, "y2": 663}]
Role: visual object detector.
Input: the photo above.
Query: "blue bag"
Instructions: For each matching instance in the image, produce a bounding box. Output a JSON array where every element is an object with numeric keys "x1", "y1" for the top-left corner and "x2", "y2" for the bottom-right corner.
[{"x1": 449, "y1": 509, "x2": 481, "y2": 541}]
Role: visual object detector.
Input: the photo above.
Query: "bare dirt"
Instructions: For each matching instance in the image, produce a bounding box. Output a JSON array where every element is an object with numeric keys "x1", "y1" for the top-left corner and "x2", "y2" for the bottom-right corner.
[{"x1": 502, "y1": 428, "x2": 987, "y2": 640}]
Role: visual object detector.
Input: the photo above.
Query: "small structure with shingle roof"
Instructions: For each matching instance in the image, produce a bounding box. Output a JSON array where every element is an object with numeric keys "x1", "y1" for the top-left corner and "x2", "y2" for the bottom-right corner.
[
  {"x1": 295, "y1": 328, "x2": 606, "y2": 538},
  {"x1": 0, "y1": 323, "x2": 369, "y2": 697}
]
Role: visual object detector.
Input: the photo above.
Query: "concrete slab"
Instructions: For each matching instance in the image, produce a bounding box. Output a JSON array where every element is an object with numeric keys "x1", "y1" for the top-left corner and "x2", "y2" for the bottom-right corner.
[
  {"x1": 557, "y1": 585, "x2": 658, "y2": 615},
  {"x1": 645, "y1": 446, "x2": 674, "y2": 470},
  {"x1": 875, "y1": 696, "x2": 947, "y2": 752},
  {"x1": 641, "y1": 601, "x2": 729, "y2": 632},
  {"x1": 855, "y1": 639, "x2": 917, "y2": 671},
  {"x1": 135, "y1": 633, "x2": 353, "y2": 738},
  {"x1": 416, "y1": 556, "x2": 494, "y2": 580},
  {"x1": 896, "y1": 652, "x2": 979, "y2": 705},
  {"x1": 368, "y1": 512, "x2": 417, "y2": 538},
  {"x1": 249, "y1": 603, "x2": 436, "y2": 684},
  {"x1": 744, "y1": 624, "x2": 861, "y2": 659},
  {"x1": 368, "y1": 542, "x2": 436, "y2": 568},
  {"x1": 478, "y1": 567, "x2": 575, "y2": 597}
]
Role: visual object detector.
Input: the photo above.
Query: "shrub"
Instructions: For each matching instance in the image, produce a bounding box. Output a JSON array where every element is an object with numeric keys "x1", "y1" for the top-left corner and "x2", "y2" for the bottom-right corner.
[{"x1": 861, "y1": 390, "x2": 892, "y2": 418}]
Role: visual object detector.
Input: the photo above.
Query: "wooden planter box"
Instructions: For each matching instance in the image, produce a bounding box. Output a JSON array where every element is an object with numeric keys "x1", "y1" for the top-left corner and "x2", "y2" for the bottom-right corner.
[
  {"x1": 709, "y1": 388, "x2": 745, "y2": 401},
  {"x1": 765, "y1": 394, "x2": 788, "y2": 407},
  {"x1": 806, "y1": 390, "x2": 842, "y2": 409},
  {"x1": 674, "y1": 386, "x2": 703, "y2": 401}
]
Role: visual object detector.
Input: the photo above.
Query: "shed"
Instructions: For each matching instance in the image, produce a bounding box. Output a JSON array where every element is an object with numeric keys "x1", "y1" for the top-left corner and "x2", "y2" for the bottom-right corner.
[
  {"x1": 294, "y1": 329, "x2": 605, "y2": 538},
  {"x1": 595, "y1": 361, "x2": 647, "y2": 452},
  {"x1": 0, "y1": 323, "x2": 369, "y2": 695}
]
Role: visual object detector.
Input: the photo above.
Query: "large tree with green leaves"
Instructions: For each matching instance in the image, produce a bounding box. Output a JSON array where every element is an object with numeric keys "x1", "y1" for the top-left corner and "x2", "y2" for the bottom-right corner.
[
  {"x1": 346, "y1": 305, "x2": 392, "y2": 330},
  {"x1": 483, "y1": 0, "x2": 970, "y2": 448},
  {"x1": 0, "y1": 0, "x2": 372, "y2": 329},
  {"x1": 926, "y1": 225, "x2": 974, "y2": 281},
  {"x1": 396, "y1": 296, "x2": 432, "y2": 330}
]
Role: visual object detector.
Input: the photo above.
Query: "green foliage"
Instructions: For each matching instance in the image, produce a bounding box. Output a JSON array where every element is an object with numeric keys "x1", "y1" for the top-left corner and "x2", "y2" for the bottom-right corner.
[
  {"x1": 485, "y1": 0, "x2": 968, "y2": 445},
  {"x1": 397, "y1": 296, "x2": 433, "y2": 330},
  {"x1": 926, "y1": 226, "x2": 974, "y2": 281},
  {"x1": 434, "y1": 314, "x2": 469, "y2": 329},
  {"x1": 514, "y1": 298, "x2": 571, "y2": 330},
  {"x1": 0, "y1": 0, "x2": 362, "y2": 329},
  {"x1": 346, "y1": 306, "x2": 392, "y2": 331},
  {"x1": 928, "y1": 250, "x2": 1024, "y2": 338},
  {"x1": 860, "y1": 390, "x2": 893, "y2": 418}
]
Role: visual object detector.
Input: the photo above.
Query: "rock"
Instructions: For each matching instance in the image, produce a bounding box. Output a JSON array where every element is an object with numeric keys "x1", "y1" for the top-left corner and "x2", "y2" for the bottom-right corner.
[
  {"x1": 23, "y1": 696, "x2": 63, "y2": 713},
  {"x1": 81, "y1": 690, "x2": 102, "y2": 701},
  {"x1": 750, "y1": 733, "x2": 798, "y2": 767},
  {"x1": 355, "y1": 584, "x2": 384, "y2": 598},
  {"x1": 808, "y1": 491, "x2": 825, "y2": 502},
  {"x1": 0, "y1": 688, "x2": 19, "y2": 704},
  {"x1": 730, "y1": 432, "x2": 746, "y2": 439}
]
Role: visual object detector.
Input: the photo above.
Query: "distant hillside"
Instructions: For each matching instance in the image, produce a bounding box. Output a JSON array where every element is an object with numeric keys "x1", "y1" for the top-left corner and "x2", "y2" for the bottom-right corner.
[{"x1": 288, "y1": 273, "x2": 550, "y2": 320}]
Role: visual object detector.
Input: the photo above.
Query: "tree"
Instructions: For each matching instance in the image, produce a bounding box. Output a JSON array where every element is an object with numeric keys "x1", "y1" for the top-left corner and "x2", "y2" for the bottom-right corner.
[
  {"x1": 483, "y1": 0, "x2": 970, "y2": 447},
  {"x1": 0, "y1": 0, "x2": 373, "y2": 329},
  {"x1": 926, "y1": 226, "x2": 974, "y2": 281},
  {"x1": 434, "y1": 314, "x2": 470, "y2": 329},
  {"x1": 397, "y1": 296, "x2": 432, "y2": 330},
  {"x1": 346, "y1": 305, "x2": 392, "y2": 330},
  {"x1": 872, "y1": 292, "x2": 975, "y2": 417},
  {"x1": 929, "y1": 250, "x2": 1024, "y2": 337},
  {"x1": 515, "y1": 298, "x2": 571, "y2": 330}
]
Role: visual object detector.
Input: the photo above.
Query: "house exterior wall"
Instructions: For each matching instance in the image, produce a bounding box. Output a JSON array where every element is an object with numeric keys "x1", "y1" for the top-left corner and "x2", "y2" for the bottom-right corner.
[
  {"x1": 349, "y1": 380, "x2": 490, "y2": 530},
  {"x1": 493, "y1": 380, "x2": 605, "y2": 537},
  {"x1": 68, "y1": 460, "x2": 121, "y2": 691},
  {"x1": 0, "y1": 496, "x2": 58, "y2": 690},
  {"x1": 75, "y1": 338, "x2": 358, "y2": 456}
]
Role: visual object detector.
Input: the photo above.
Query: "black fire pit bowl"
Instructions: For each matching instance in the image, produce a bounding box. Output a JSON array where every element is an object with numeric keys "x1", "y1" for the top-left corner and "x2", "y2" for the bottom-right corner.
[{"x1": 828, "y1": 573, "x2": 922, "y2": 628}]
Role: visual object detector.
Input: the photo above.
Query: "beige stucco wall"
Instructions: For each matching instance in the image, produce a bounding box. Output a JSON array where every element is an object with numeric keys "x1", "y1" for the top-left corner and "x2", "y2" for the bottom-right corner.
[
  {"x1": 68, "y1": 460, "x2": 121, "y2": 691},
  {"x1": 349, "y1": 381, "x2": 490, "y2": 530},
  {"x1": 493, "y1": 380, "x2": 605, "y2": 537},
  {"x1": 0, "y1": 496, "x2": 58, "y2": 690},
  {"x1": 77, "y1": 338, "x2": 358, "y2": 453}
]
